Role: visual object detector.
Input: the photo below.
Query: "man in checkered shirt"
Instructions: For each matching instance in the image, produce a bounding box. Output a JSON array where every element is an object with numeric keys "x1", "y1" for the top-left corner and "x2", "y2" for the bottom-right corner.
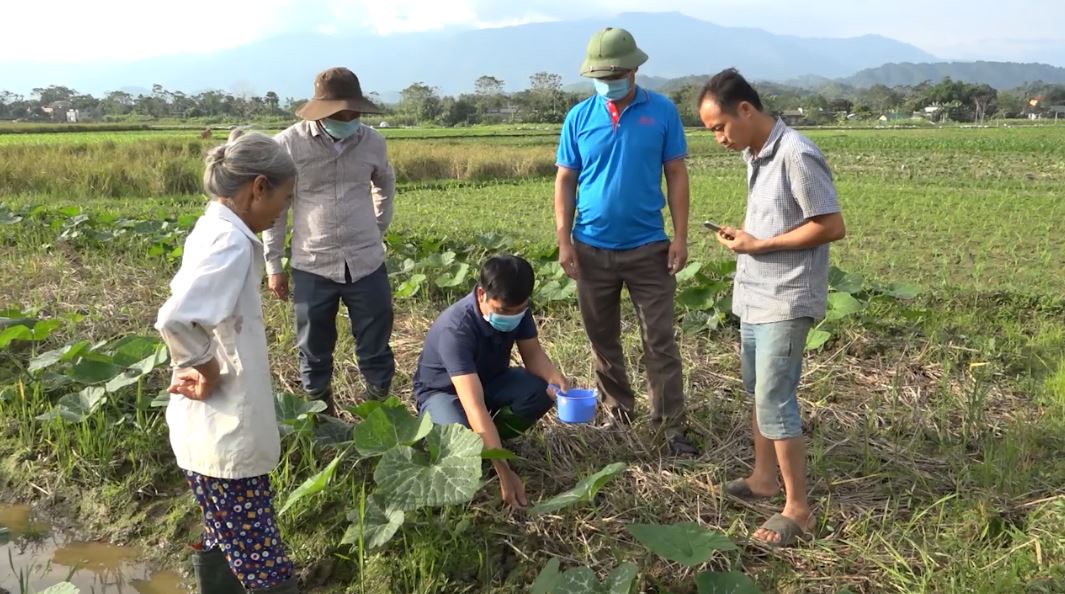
[{"x1": 699, "y1": 68, "x2": 846, "y2": 547}]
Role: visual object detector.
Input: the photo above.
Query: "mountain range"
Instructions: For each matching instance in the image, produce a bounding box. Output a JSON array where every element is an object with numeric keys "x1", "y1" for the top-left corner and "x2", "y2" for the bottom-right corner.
[{"x1": 1, "y1": 12, "x2": 1062, "y2": 99}]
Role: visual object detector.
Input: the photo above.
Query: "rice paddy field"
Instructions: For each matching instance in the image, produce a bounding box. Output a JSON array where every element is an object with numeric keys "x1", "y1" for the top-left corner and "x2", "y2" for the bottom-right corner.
[{"x1": 1, "y1": 123, "x2": 1064, "y2": 594}]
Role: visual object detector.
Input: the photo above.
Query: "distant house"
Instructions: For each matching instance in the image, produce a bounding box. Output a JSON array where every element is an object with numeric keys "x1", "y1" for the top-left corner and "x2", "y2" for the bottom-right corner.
[
  {"x1": 40, "y1": 101, "x2": 77, "y2": 123},
  {"x1": 46, "y1": 100, "x2": 71, "y2": 112},
  {"x1": 879, "y1": 111, "x2": 913, "y2": 122},
  {"x1": 1048, "y1": 105, "x2": 1065, "y2": 120},
  {"x1": 901, "y1": 104, "x2": 944, "y2": 122},
  {"x1": 484, "y1": 105, "x2": 521, "y2": 122},
  {"x1": 1025, "y1": 97, "x2": 1047, "y2": 120}
]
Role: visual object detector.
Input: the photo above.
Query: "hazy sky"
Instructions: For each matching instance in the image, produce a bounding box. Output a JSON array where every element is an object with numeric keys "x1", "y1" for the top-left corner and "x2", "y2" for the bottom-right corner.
[{"x1": 4, "y1": 0, "x2": 1064, "y2": 65}]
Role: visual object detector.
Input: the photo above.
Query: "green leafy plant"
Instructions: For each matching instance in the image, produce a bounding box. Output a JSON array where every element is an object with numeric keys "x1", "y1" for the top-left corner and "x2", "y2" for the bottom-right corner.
[
  {"x1": 530, "y1": 462, "x2": 626, "y2": 515},
  {"x1": 0, "y1": 317, "x2": 60, "y2": 350},
  {"x1": 373, "y1": 424, "x2": 483, "y2": 511},
  {"x1": 675, "y1": 260, "x2": 736, "y2": 334},
  {"x1": 353, "y1": 399, "x2": 433, "y2": 457},
  {"x1": 806, "y1": 266, "x2": 921, "y2": 351},
  {"x1": 695, "y1": 571, "x2": 763, "y2": 594},
  {"x1": 625, "y1": 522, "x2": 737, "y2": 567},
  {"x1": 31, "y1": 337, "x2": 170, "y2": 424},
  {"x1": 341, "y1": 495, "x2": 406, "y2": 551},
  {"x1": 35, "y1": 386, "x2": 107, "y2": 423},
  {"x1": 279, "y1": 454, "x2": 344, "y2": 515},
  {"x1": 275, "y1": 391, "x2": 328, "y2": 436},
  {"x1": 531, "y1": 558, "x2": 638, "y2": 594},
  {"x1": 331, "y1": 409, "x2": 488, "y2": 552}
]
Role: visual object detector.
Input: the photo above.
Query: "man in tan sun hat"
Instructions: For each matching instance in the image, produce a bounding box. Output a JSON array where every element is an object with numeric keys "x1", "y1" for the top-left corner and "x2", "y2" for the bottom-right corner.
[
  {"x1": 554, "y1": 27, "x2": 696, "y2": 456},
  {"x1": 264, "y1": 67, "x2": 397, "y2": 414}
]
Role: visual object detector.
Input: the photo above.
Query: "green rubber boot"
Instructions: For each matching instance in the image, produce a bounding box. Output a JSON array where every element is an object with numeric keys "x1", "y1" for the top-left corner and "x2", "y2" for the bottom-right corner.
[{"x1": 191, "y1": 547, "x2": 246, "y2": 594}]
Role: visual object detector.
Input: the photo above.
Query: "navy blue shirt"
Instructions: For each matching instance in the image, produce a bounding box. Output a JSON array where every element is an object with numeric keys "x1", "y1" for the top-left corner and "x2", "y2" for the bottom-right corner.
[
  {"x1": 556, "y1": 87, "x2": 688, "y2": 250},
  {"x1": 413, "y1": 292, "x2": 537, "y2": 406}
]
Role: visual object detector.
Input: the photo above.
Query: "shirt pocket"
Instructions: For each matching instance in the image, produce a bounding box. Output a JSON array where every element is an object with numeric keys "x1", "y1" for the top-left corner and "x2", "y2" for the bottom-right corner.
[{"x1": 296, "y1": 155, "x2": 335, "y2": 196}]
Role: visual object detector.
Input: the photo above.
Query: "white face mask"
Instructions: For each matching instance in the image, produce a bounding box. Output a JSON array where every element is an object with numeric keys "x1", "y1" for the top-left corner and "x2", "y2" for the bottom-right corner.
[
  {"x1": 321, "y1": 117, "x2": 360, "y2": 139},
  {"x1": 482, "y1": 309, "x2": 527, "y2": 332},
  {"x1": 594, "y1": 77, "x2": 631, "y2": 101}
]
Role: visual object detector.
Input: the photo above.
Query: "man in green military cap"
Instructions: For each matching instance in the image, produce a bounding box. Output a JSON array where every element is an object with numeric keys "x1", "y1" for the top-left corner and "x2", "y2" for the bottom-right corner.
[{"x1": 555, "y1": 27, "x2": 697, "y2": 456}]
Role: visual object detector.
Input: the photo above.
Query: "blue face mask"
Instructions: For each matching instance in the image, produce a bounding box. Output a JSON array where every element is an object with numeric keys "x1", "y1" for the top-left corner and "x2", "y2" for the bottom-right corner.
[
  {"x1": 483, "y1": 309, "x2": 527, "y2": 333},
  {"x1": 593, "y1": 77, "x2": 631, "y2": 101},
  {"x1": 321, "y1": 117, "x2": 361, "y2": 139}
]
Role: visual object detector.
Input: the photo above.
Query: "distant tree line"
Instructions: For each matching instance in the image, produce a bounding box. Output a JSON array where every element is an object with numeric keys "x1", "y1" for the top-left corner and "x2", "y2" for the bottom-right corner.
[
  {"x1": 3, "y1": 74, "x2": 1065, "y2": 127},
  {"x1": 667, "y1": 78, "x2": 1065, "y2": 126},
  {"x1": 0, "y1": 84, "x2": 294, "y2": 123}
]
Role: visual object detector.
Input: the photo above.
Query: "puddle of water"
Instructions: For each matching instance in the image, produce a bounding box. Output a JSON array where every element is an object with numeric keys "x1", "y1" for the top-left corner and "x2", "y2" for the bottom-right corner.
[
  {"x1": 0, "y1": 504, "x2": 190, "y2": 594},
  {"x1": 0, "y1": 504, "x2": 48, "y2": 538},
  {"x1": 129, "y1": 571, "x2": 188, "y2": 594}
]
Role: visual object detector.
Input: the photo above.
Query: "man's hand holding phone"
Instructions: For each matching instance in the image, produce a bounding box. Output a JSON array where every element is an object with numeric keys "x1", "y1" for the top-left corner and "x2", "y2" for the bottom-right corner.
[{"x1": 704, "y1": 220, "x2": 735, "y2": 240}]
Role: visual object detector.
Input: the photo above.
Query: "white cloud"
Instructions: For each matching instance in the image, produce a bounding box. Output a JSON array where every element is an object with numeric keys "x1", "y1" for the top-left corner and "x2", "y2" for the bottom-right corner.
[
  {"x1": 357, "y1": 0, "x2": 557, "y2": 34},
  {"x1": 362, "y1": 0, "x2": 479, "y2": 34},
  {"x1": 0, "y1": 0, "x2": 298, "y2": 62}
]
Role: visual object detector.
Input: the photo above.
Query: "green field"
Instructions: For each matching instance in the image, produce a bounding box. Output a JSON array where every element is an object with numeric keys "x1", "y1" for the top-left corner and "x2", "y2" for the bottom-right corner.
[{"x1": 1, "y1": 125, "x2": 1064, "y2": 594}]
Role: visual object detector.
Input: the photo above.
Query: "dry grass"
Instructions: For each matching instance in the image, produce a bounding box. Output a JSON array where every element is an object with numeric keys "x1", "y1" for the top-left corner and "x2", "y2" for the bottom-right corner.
[
  {"x1": 4, "y1": 243, "x2": 1064, "y2": 593},
  {"x1": 0, "y1": 138, "x2": 558, "y2": 198}
]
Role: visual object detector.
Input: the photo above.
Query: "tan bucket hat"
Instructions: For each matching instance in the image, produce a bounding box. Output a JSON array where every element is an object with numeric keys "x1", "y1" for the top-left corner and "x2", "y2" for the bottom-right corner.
[
  {"x1": 580, "y1": 27, "x2": 649, "y2": 79},
  {"x1": 296, "y1": 67, "x2": 382, "y2": 120}
]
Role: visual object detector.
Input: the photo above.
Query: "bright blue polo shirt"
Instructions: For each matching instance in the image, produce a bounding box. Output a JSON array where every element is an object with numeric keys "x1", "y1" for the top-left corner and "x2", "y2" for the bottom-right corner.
[{"x1": 556, "y1": 87, "x2": 688, "y2": 250}]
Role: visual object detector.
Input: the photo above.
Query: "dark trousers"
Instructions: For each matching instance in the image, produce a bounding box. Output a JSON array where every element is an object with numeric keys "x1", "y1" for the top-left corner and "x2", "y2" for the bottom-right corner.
[
  {"x1": 292, "y1": 264, "x2": 395, "y2": 398},
  {"x1": 418, "y1": 368, "x2": 553, "y2": 438},
  {"x1": 574, "y1": 240, "x2": 686, "y2": 434}
]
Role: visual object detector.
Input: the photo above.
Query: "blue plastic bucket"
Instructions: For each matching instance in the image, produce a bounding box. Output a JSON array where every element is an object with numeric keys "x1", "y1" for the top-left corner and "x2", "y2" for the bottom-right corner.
[{"x1": 555, "y1": 387, "x2": 598, "y2": 424}]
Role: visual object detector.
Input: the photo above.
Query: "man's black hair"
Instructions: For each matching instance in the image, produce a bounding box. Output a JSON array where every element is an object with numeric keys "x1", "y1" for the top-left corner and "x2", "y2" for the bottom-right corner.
[
  {"x1": 479, "y1": 255, "x2": 535, "y2": 307},
  {"x1": 698, "y1": 68, "x2": 763, "y2": 113}
]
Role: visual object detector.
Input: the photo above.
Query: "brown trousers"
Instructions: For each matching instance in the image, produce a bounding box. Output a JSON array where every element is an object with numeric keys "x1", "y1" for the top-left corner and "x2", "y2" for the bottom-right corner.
[{"x1": 575, "y1": 240, "x2": 686, "y2": 434}]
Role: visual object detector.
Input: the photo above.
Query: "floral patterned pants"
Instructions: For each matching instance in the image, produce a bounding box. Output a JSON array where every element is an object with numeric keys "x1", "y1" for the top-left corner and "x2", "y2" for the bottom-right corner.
[{"x1": 185, "y1": 471, "x2": 295, "y2": 590}]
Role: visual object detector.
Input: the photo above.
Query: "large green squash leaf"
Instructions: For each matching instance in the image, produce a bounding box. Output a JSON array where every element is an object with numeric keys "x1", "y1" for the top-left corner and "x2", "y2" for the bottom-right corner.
[
  {"x1": 626, "y1": 522, "x2": 737, "y2": 567},
  {"x1": 353, "y1": 404, "x2": 433, "y2": 457},
  {"x1": 373, "y1": 424, "x2": 482, "y2": 511}
]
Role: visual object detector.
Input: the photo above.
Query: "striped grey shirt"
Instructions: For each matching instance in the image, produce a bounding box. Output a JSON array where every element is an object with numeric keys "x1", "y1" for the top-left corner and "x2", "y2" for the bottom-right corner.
[
  {"x1": 733, "y1": 118, "x2": 841, "y2": 324},
  {"x1": 264, "y1": 121, "x2": 396, "y2": 284}
]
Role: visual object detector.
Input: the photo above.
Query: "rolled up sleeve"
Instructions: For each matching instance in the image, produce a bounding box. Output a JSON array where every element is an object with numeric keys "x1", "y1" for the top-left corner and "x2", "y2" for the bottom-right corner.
[
  {"x1": 262, "y1": 198, "x2": 290, "y2": 276},
  {"x1": 263, "y1": 131, "x2": 293, "y2": 275},
  {"x1": 156, "y1": 236, "x2": 252, "y2": 368},
  {"x1": 372, "y1": 154, "x2": 396, "y2": 236}
]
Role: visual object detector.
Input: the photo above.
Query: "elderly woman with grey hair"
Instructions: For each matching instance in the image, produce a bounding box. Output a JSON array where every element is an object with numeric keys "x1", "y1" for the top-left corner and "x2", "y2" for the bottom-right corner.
[{"x1": 156, "y1": 129, "x2": 301, "y2": 594}]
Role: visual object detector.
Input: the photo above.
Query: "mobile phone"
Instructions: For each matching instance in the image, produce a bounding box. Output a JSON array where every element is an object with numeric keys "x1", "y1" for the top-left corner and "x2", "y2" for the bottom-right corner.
[{"x1": 704, "y1": 220, "x2": 735, "y2": 240}]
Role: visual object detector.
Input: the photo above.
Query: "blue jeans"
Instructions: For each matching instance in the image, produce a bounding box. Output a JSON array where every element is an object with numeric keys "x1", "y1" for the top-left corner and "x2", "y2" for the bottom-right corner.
[
  {"x1": 418, "y1": 368, "x2": 554, "y2": 437},
  {"x1": 741, "y1": 317, "x2": 813, "y2": 440},
  {"x1": 292, "y1": 264, "x2": 395, "y2": 397}
]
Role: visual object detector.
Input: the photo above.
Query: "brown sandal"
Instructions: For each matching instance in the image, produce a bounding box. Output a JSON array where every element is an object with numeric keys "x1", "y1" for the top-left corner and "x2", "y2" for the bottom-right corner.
[{"x1": 753, "y1": 513, "x2": 809, "y2": 548}]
